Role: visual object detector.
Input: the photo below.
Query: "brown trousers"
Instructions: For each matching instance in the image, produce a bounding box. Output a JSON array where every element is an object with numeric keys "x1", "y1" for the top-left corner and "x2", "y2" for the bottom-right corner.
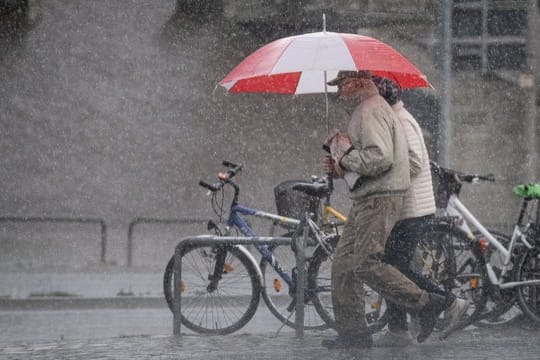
[{"x1": 331, "y1": 196, "x2": 429, "y2": 335}]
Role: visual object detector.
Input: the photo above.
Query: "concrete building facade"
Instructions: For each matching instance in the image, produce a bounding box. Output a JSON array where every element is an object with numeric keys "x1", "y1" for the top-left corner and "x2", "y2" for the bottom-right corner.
[{"x1": 0, "y1": 0, "x2": 537, "y2": 268}]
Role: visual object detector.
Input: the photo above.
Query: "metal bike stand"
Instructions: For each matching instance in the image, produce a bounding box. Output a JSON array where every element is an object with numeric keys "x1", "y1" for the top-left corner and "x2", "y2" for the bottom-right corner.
[
  {"x1": 293, "y1": 215, "x2": 310, "y2": 339},
  {"x1": 172, "y1": 235, "x2": 308, "y2": 338}
]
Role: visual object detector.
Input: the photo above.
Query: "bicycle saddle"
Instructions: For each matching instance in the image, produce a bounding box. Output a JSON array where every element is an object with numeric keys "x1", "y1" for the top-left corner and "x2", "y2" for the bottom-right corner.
[{"x1": 292, "y1": 182, "x2": 329, "y2": 198}]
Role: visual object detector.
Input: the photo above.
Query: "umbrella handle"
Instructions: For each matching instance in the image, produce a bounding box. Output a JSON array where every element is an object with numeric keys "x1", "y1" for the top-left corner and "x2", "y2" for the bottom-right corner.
[{"x1": 327, "y1": 176, "x2": 333, "y2": 202}]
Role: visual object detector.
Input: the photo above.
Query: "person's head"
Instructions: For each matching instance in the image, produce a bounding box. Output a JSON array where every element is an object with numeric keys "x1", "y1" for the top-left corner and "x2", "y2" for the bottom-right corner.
[
  {"x1": 371, "y1": 76, "x2": 401, "y2": 105},
  {"x1": 327, "y1": 70, "x2": 374, "y2": 101}
]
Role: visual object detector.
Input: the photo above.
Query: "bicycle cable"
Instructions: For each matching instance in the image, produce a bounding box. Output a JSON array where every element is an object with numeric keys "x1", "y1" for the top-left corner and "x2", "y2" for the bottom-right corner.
[{"x1": 211, "y1": 188, "x2": 226, "y2": 222}]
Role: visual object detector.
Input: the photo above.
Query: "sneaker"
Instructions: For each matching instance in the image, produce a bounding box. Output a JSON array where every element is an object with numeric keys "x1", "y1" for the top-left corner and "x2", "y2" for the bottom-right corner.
[
  {"x1": 321, "y1": 334, "x2": 373, "y2": 349},
  {"x1": 374, "y1": 330, "x2": 414, "y2": 347},
  {"x1": 417, "y1": 293, "x2": 447, "y2": 343},
  {"x1": 439, "y1": 298, "x2": 469, "y2": 340}
]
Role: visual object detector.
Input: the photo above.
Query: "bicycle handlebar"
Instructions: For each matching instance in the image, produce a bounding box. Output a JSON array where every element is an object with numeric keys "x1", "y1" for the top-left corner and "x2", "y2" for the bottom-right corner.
[
  {"x1": 430, "y1": 161, "x2": 495, "y2": 184},
  {"x1": 199, "y1": 161, "x2": 243, "y2": 193}
]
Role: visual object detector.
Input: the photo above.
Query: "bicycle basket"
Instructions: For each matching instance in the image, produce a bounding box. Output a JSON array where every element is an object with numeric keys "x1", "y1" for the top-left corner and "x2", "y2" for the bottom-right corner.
[
  {"x1": 430, "y1": 164, "x2": 462, "y2": 209},
  {"x1": 274, "y1": 180, "x2": 320, "y2": 224}
]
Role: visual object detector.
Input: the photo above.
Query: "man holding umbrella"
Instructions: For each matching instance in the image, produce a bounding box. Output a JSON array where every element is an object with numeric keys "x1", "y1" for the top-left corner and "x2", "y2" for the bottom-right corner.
[{"x1": 322, "y1": 70, "x2": 460, "y2": 349}]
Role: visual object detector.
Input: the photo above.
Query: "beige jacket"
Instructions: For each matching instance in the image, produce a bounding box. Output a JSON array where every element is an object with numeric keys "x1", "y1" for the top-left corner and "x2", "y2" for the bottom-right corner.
[
  {"x1": 340, "y1": 83, "x2": 410, "y2": 200},
  {"x1": 393, "y1": 101, "x2": 436, "y2": 219}
]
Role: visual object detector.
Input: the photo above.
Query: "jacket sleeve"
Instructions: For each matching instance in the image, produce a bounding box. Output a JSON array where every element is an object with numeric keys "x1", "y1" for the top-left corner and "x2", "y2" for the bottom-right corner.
[{"x1": 340, "y1": 114, "x2": 394, "y2": 178}]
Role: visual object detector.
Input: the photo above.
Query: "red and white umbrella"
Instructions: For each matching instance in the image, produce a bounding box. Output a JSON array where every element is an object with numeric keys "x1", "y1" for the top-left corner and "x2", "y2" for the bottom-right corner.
[{"x1": 219, "y1": 31, "x2": 431, "y2": 94}]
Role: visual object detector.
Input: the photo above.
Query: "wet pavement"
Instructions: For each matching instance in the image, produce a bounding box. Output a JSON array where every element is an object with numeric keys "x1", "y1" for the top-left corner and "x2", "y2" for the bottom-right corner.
[
  {"x1": 1, "y1": 323, "x2": 540, "y2": 360},
  {"x1": 1, "y1": 271, "x2": 540, "y2": 359},
  {"x1": 0, "y1": 303, "x2": 296, "y2": 344}
]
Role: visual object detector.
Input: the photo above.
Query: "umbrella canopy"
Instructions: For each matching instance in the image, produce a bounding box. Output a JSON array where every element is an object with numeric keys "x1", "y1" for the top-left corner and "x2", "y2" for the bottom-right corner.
[{"x1": 219, "y1": 31, "x2": 431, "y2": 94}]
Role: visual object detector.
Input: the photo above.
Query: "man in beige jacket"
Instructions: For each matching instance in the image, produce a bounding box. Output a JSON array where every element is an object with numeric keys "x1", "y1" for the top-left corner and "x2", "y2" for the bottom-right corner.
[
  {"x1": 322, "y1": 71, "x2": 456, "y2": 349},
  {"x1": 372, "y1": 76, "x2": 469, "y2": 347}
]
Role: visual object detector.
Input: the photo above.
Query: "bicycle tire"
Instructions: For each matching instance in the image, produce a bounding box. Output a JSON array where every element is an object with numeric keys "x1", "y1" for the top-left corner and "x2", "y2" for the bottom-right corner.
[
  {"x1": 163, "y1": 244, "x2": 262, "y2": 335},
  {"x1": 514, "y1": 247, "x2": 540, "y2": 324},
  {"x1": 307, "y1": 235, "x2": 389, "y2": 334},
  {"x1": 472, "y1": 230, "x2": 520, "y2": 327},
  {"x1": 415, "y1": 222, "x2": 488, "y2": 330},
  {"x1": 259, "y1": 242, "x2": 329, "y2": 331}
]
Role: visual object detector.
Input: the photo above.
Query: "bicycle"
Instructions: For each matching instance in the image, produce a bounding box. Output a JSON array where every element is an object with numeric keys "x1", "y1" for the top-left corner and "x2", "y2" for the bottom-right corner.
[
  {"x1": 469, "y1": 183, "x2": 540, "y2": 326},
  {"x1": 424, "y1": 162, "x2": 540, "y2": 332},
  {"x1": 422, "y1": 162, "x2": 506, "y2": 329},
  {"x1": 162, "y1": 161, "x2": 386, "y2": 335}
]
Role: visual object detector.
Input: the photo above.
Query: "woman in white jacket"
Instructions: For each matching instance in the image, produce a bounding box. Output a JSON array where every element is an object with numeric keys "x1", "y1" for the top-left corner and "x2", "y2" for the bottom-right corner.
[{"x1": 372, "y1": 77, "x2": 468, "y2": 347}]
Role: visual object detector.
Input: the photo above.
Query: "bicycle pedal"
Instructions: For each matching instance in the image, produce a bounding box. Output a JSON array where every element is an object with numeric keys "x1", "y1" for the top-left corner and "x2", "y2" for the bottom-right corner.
[{"x1": 286, "y1": 300, "x2": 296, "y2": 313}]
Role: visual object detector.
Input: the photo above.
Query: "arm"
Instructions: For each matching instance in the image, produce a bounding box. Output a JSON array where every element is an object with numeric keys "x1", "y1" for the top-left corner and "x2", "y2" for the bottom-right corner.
[{"x1": 340, "y1": 113, "x2": 394, "y2": 177}]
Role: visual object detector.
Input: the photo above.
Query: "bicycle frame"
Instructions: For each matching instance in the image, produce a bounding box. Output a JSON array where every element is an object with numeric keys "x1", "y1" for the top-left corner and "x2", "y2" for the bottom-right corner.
[
  {"x1": 228, "y1": 203, "x2": 299, "y2": 286},
  {"x1": 226, "y1": 192, "x2": 331, "y2": 290},
  {"x1": 448, "y1": 194, "x2": 540, "y2": 289},
  {"x1": 201, "y1": 162, "x2": 345, "y2": 304}
]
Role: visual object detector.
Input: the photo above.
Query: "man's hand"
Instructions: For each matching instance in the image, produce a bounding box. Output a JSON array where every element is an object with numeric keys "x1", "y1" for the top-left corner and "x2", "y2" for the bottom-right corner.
[
  {"x1": 323, "y1": 130, "x2": 353, "y2": 168},
  {"x1": 323, "y1": 129, "x2": 341, "y2": 153},
  {"x1": 322, "y1": 155, "x2": 345, "y2": 178}
]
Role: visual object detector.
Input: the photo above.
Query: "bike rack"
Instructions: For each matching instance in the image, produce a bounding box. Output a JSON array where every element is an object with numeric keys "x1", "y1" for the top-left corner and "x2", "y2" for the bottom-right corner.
[
  {"x1": 172, "y1": 220, "x2": 310, "y2": 339},
  {"x1": 0, "y1": 216, "x2": 107, "y2": 263}
]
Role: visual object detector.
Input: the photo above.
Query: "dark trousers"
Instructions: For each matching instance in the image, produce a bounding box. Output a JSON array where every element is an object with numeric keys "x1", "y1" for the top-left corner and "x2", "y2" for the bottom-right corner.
[{"x1": 382, "y1": 214, "x2": 447, "y2": 331}]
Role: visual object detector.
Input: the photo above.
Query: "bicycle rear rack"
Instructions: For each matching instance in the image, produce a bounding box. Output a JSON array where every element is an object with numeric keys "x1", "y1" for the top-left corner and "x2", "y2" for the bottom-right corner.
[{"x1": 172, "y1": 221, "x2": 310, "y2": 339}]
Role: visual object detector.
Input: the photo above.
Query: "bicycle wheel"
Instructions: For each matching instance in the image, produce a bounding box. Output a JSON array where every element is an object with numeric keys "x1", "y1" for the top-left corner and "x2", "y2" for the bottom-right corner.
[
  {"x1": 473, "y1": 230, "x2": 521, "y2": 327},
  {"x1": 259, "y1": 241, "x2": 329, "y2": 330},
  {"x1": 514, "y1": 247, "x2": 540, "y2": 324},
  {"x1": 307, "y1": 235, "x2": 388, "y2": 333},
  {"x1": 163, "y1": 244, "x2": 262, "y2": 335},
  {"x1": 415, "y1": 223, "x2": 488, "y2": 330}
]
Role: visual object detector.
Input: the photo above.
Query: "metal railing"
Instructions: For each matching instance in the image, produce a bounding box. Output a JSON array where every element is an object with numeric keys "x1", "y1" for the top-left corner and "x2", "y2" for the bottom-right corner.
[
  {"x1": 172, "y1": 220, "x2": 309, "y2": 338},
  {"x1": 0, "y1": 216, "x2": 107, "y2": 263},
  {"x1": 127, "y1": 217, "x2": 208, "y2": 267}
]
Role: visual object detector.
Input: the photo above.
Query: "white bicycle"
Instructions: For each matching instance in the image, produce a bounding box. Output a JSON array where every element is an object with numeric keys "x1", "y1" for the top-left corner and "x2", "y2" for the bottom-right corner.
[{"x1": 429, "y1": 162, "x2": 540, "y2": 328}]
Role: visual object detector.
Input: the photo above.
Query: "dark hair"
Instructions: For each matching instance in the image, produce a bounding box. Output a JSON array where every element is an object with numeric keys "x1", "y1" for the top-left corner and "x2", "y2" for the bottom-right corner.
[{"x1": 372, "y1": 76, "x2": 401, "y2": 105}]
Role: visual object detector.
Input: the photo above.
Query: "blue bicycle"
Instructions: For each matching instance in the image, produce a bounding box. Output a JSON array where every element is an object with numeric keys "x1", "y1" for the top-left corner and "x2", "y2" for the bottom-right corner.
[{"x1": 163, "y1": 161, "x2": 348, "y2": 334}]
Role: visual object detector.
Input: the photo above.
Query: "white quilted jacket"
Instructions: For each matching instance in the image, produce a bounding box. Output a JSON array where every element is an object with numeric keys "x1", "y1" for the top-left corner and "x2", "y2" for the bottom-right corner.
[{"x1": 393, "y1": 101, "x2": 436, "y2": 219}]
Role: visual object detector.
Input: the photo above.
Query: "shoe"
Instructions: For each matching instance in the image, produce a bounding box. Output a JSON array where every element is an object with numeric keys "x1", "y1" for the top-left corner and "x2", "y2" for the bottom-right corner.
[
  {"x1": 321, "y1": 334, "x2": 373, "y2": 349},
  {"x1": 408, "y1": 315, "x2": 421, "y2": 339},
  {"x1": 417, "y1": 293, "x2": 448, "y2": 343},
  {"x1": 374, "y1": 330, "x2": 414, "y2": 347},
  {"x1": 439, "y1": 298, "x2": 469, "y2": 340}
]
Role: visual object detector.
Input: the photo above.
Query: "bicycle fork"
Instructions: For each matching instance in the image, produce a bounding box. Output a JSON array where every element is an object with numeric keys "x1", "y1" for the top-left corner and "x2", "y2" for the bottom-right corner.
[{"x1": 207, "y1": 246, "x2": 229, "y2": 292}]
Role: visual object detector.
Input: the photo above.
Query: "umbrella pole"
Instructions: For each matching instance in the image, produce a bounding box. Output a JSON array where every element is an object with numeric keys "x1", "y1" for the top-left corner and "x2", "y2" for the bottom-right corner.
[
  {"x1": 325, "y1": 92, "x2": 329, "y2": 134},
  {"x1": 324, "y1": 70, "x2": 329, "y2": 134}
]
